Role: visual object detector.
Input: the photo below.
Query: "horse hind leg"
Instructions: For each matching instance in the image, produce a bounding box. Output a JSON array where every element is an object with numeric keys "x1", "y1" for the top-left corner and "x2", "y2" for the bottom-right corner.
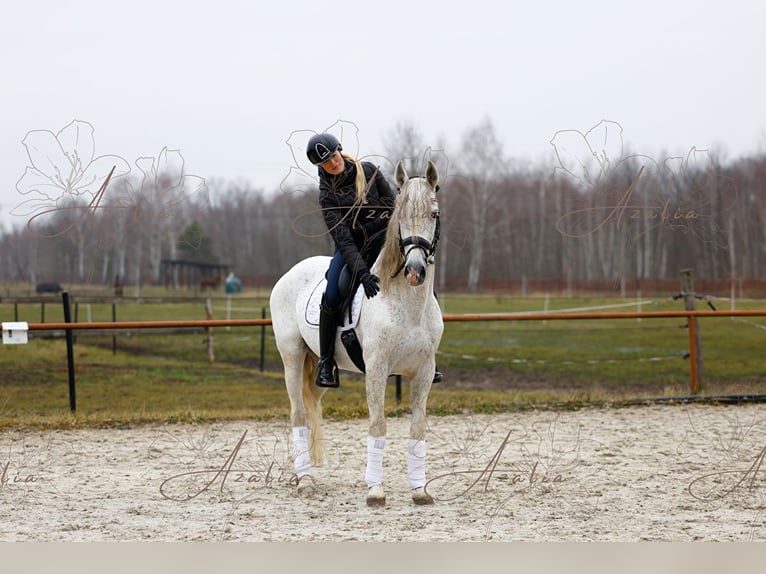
[
  {"x1": 287, "y1": 353, "x2": 326, "y2": 498},
  {"x1": 302, "y1": 354, "x2": 326, "y2": 466}
]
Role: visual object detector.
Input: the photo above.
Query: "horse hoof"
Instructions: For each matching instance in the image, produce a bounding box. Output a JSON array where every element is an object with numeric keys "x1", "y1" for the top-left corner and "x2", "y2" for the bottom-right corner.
[
  {"x1": 296, "y1": 476, "x2": 315, "y2": 498},
  {"x1": 366, "y1": 484, "x2": 386, "y2": 507},
  {"x1": 412, "y1": 487, "x2": 434, "y2": 505}
]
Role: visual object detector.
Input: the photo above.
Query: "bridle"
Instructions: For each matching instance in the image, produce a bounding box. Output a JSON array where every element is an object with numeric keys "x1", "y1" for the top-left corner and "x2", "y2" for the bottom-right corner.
[
  {"x1": 392, "y1": 179, "x2": 441, "y2": 278},
  {"x1": 399, "y1": 216, "x2": 440, "y2": 260}
]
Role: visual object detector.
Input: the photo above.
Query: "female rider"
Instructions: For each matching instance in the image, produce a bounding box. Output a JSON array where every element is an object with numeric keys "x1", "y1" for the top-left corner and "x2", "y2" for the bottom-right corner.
[{"x1": 306, "y1": 132, "x2": 395, "y2": 387}]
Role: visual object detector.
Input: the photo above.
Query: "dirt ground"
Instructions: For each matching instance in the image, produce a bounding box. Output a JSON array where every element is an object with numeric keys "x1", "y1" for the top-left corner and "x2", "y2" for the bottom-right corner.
[{"x1": 2, "y1": 402, "x2": 766, "y2": 542}]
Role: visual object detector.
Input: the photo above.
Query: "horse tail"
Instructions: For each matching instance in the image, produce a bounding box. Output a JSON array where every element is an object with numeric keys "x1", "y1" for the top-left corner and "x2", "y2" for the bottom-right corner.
[{"x1": 301, "y1": 353, "x2": 325, "y2": 465}]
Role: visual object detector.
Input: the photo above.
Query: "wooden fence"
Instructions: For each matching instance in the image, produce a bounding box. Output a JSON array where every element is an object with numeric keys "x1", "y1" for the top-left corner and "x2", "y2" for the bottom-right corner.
[{"x1": 11, "y1": 305, "x2": 766, "y2": 412}]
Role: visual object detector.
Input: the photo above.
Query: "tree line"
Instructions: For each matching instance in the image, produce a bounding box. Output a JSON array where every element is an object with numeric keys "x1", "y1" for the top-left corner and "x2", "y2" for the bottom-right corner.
[{"x1": 1, "y1": 120, "x2": 765, "y2": 295}]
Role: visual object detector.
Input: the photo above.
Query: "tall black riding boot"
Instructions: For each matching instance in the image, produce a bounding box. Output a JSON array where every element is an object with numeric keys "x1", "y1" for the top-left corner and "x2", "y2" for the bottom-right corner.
[{"x1": 316, "y1": 297, "x2": 340, "y2": 388}]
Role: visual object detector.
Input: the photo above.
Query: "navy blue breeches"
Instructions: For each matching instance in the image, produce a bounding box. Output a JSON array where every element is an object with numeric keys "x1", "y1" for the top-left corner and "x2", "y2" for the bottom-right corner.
[{"x1": 324, "y1": 250, "x2": 345, "y2": 309}]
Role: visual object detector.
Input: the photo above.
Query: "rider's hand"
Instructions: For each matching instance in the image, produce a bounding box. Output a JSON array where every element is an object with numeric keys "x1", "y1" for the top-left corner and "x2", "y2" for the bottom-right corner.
[{"x1": 360, "y1": 272, "x2": 380, "y2": 299}]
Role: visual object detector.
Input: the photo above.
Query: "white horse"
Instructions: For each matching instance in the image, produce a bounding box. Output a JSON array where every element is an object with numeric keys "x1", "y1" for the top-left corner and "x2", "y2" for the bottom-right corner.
[{"x1": 269, "y1": 159, "x2": 444, "y2": 506}]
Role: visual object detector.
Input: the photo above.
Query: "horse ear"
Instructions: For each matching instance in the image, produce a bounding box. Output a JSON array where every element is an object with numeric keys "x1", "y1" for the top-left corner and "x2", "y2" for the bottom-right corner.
[
  {"x1": 426, "y1": 160, "x2": 439, "y2": 191},
  {"x1": 395, "y1": 160, "x2": 408, "y2": 189}
]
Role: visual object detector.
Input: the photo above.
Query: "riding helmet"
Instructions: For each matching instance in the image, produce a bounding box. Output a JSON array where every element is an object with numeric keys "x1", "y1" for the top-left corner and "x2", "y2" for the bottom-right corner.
[{"x1": 306, "y1": 133, "x2": 342, "y2": 165}]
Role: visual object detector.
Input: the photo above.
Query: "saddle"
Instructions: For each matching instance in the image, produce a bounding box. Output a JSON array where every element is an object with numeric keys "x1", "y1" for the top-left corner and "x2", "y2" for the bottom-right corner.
[{"x1": 304, "y1": 265, "x2": 366, "y2": 372}]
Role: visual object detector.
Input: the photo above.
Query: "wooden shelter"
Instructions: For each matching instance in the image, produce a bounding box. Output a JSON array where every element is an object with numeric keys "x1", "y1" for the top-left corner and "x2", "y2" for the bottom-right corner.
[{"x1": 160, "y1": 259, "x2": 230, "y2": 290}]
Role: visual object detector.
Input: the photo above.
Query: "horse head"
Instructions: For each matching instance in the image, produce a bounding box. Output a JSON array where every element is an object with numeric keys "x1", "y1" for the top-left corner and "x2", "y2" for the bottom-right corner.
[{"x1": 379, "y1": 160, "x2": 440, "y2": 288}]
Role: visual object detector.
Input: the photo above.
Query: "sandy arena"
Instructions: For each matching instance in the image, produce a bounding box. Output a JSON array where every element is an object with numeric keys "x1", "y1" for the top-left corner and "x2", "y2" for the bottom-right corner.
[{"x1": 1, "y1": 403, "x2": 765, "y2": 542}]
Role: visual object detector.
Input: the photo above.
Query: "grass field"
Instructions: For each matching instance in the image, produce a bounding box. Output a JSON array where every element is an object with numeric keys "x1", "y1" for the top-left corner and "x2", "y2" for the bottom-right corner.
[{"x1": 2, "y1": 289, "x2": 766, "y2": 428}]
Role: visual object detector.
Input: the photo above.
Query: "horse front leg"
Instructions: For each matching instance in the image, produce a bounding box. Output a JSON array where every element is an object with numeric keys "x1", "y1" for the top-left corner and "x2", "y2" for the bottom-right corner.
[
  {"x1": 365, "y1": 369, "x2": 388, "y2": 507},
  {"x1": 408, "y1": 365, "x2": 435, "y2": 505}
]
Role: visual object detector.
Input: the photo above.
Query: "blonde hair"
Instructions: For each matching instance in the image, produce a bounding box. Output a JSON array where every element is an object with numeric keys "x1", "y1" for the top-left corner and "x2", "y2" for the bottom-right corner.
[{"x1": 341, "y1": 152, "x2": 369, "y2": 204}]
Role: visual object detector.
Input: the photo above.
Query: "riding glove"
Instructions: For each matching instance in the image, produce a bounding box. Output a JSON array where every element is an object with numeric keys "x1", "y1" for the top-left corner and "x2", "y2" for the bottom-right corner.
[{"x1": 360, "y1": 272, "x2": 380, "y2": 298}]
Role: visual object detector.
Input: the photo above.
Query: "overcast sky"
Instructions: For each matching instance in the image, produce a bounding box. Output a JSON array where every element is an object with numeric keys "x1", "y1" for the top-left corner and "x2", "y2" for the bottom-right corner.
[{"x1": 2, "y1": 0, "x2": 764, "y2": 228}]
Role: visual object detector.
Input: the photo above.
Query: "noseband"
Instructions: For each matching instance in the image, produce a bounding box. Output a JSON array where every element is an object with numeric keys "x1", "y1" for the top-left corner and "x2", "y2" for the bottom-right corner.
[{"x1": 392, "y1": 212, "x2": 440, "y2": 278}]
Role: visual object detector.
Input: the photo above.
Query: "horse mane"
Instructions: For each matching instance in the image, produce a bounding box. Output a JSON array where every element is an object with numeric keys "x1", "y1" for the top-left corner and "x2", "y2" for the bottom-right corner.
[
  {"x1": 376, "y1": 177, "x2": 429, "y2": 291},
  {"x1": 377, "y1": 203, "x2": 404, "y2": 291}
]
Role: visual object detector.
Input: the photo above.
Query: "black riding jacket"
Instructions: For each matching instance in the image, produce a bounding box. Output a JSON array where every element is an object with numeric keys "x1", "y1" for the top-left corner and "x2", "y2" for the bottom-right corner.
[{"x1": 318, "y1": 159, "x2": 397, "y2": 277}]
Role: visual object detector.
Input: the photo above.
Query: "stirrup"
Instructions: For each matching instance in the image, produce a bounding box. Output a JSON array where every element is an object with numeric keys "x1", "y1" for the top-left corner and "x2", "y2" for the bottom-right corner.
[{"x1": 316, "y1": 359, "x2": 340, "y2": 388}]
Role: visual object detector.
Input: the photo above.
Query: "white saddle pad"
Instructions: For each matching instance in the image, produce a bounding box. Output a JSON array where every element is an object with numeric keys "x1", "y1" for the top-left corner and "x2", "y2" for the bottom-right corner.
[{"x1": 305, "y1": 279, "x2": 364, "y2": 331}]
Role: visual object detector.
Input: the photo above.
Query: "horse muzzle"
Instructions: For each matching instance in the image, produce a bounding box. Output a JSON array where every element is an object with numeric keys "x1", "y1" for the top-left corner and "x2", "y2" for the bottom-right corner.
[{"x1": 404, "y1": 262, "x2": 426, "y2": 286}]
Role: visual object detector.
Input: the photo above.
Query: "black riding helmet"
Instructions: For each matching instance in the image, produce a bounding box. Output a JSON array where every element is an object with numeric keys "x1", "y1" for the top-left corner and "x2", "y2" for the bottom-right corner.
[{"x1": 306, "y1": 133, "x2": 342, "y2": 165}]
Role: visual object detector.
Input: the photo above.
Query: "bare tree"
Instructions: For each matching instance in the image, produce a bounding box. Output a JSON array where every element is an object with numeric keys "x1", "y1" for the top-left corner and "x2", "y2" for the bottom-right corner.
[
  {"x1": 381, "y1": 120, "x2": 425, "y2": 173},
  {"x1": 3, "y1": 135, "x2": 766, "y2": 293},
  {"x1": 455, "y1": 118, "x2": 508, "y2": 292}
]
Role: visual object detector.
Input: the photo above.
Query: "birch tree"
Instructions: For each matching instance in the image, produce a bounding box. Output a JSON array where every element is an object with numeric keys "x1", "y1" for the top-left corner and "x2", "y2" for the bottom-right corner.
[{"x1": 456, "y1": 118, "x2": 507, "y2": 292}]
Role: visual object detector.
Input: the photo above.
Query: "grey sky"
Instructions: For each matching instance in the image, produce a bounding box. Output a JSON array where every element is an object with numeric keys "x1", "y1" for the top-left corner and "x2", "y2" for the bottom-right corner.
[{"x1": 2, "y1": 0, "x2": 764, "y2": 228}]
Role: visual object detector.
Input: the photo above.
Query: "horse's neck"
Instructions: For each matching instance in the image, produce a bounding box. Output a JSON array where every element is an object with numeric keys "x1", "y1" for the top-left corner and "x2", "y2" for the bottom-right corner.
[{"x1": 375, "y1": 265, "x2": 436, "y2": 315}]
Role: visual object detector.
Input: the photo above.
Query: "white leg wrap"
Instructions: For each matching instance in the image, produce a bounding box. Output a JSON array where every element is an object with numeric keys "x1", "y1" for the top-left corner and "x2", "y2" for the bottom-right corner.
[
  {"x1": 407, "y1": 439, "x2": 427, "y2": 489},
  {"x1": 365, "y1": 436, "x2": 386, "y2": 487},
  {"x1": 292, "y1": 426, "x2": 312, "y2": 478}
]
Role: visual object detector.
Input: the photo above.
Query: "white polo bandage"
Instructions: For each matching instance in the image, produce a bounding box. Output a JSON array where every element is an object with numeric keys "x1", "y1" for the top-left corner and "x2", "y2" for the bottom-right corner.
[
  {"x1": 407, "y1": 439, "x2": 427, "y2": 489},
  {"x1": 365, "y1": 436, "x2": 386, "y2": 487},
  {"x1": 292, "y1": 426, "x2": 312, "y2": 478}
]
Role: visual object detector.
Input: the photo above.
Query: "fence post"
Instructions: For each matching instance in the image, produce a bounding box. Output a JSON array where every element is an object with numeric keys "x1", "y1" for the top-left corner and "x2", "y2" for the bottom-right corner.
[
  {"x1": 62, "y1": 291, "x2": 77, "y2": 413},
  {"x1": 680, "y1": 269, "x2": 703, "y2": 394},
  {"x1": 74, "y1": 302, "x2": 79, "y2": 345},
  {"x1": 259, "y1": 307, "x2": 266, "y2": 372},
  {"x1": 112, "y1": 303, "x2": 117, "y2": 355},
  {"x1": 205, "y1": 298, "x2": 214, "y2": 364}
]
